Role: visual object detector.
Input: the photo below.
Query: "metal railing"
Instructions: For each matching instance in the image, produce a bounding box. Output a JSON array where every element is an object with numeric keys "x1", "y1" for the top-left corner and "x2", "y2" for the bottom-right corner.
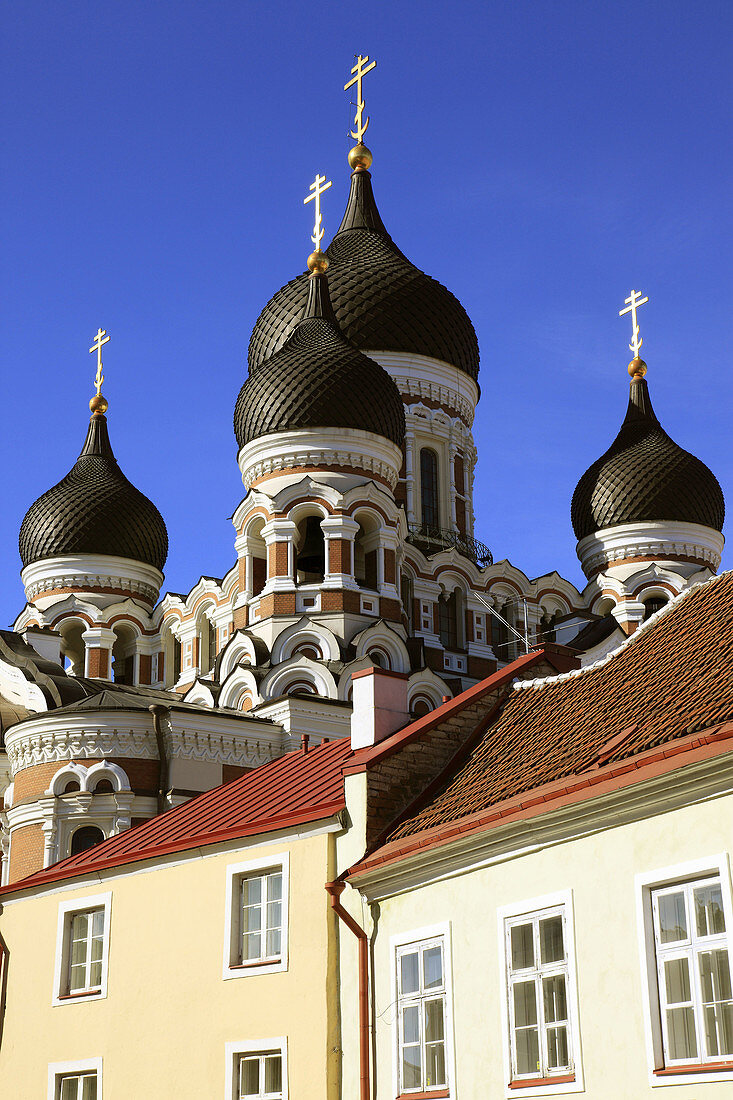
[{"x1": 406, "y1": 523, "x2": 493, "y2": 567}]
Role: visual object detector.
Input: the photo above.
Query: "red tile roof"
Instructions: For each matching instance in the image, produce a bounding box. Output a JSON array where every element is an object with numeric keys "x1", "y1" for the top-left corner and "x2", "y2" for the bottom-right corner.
[
  {"x1": 2, "y1": 737, "x2": 351, "y2": 894},
  {"x1": 368, "y1": 571, "x2": 733, "y2": 858}
]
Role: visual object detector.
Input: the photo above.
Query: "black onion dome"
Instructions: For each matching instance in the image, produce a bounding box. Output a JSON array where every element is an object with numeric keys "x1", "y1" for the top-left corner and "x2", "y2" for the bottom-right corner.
[
  {"x1": 234, "y1": 271, "x2": 405, "y2": 449},
  {"x1": 248, "y1": 169, "x2": 479, "y2": 381},
  {"x1": 571, "y1": 376, "x2": 725, "y2": 540},
  {"x1": 19, "y1": 413, "x2": 168, "y2": 571}
]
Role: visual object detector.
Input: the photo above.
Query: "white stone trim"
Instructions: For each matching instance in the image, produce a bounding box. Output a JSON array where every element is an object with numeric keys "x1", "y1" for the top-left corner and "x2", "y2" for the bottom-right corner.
[
  {"x1": 48, "y1": 1057, "x2": 103, "y2": 1100},
  {"x1": 222, "y1": 852, "x2": 290, "y2": 980},
  {"x1": 52, "y1": 892, "x2": 112, "y2": 1007},
  {"x1": 576, "y1": 520, "x2": 724, "y2": 577},
  {"x1": 224, "y1": 1036, "x2": 288, "y2": 1100},
  {"x1": 22, "y1": 554, "x2": 163, "y2": 607},
  {"x1": 237, "y1": 428, "x2": 403, "y2": 491},
  {"x1": 369, "y1": 350, "x2": 479, "y2": 425}
]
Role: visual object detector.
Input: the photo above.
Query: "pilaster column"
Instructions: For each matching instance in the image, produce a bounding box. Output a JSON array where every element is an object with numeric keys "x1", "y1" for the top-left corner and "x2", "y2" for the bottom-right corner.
[
  {"x1": 261, "y1": 519, "x2": 298, "y2": 593},
  {"x1": 448, "y1": 442, "x2": 458, "y2": 532},
  {"x1": 81, "y1": 626, "x2": 116, "y2": 679},
  {"x1": 320, "y1": 516, "x2": 360, "y2": 590},
  {"x1": 612, "y1": 599, "x2": 646, "y2": 636},
  {"x1": 378, "y1": 529, "x2": 401, "y2": 601},
  {"x1": 404, "y1": 429, "x2": 416, "y2": 525}
]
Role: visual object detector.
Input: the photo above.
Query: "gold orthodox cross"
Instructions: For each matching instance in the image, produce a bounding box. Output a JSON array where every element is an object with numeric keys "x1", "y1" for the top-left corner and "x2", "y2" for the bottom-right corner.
[
  {"x1": 89, "y1": 327, "x2": 110, "y2": 396},
  {"x1": 304, "y1": 173, "x2": 332, "y2": 250},
  {"x1": 345, "y1": 54, "x2": 377, "y2": 144},
  {"x1": 619, "y1": 290, "x2": 649, "y2": 358}
]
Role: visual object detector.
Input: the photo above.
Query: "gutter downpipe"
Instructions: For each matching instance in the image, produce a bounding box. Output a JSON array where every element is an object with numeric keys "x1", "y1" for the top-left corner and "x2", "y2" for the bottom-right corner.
[
  {"x1": 325, "y1": 879, "x2": 370, "y2": 1100},
  {"x1": 149, "y1": 705, "x2": 170, "y2": 814}
]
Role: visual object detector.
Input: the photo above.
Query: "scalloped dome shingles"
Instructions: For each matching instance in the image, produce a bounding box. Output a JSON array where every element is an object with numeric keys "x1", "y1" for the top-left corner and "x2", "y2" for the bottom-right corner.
[
  {"x1": 571, "y1": 378, "x2": 725, "y2": 541},
  {"x1": 19, "y1": 414, "x2": 168, "y2": 571},
  {"x1": 235, "y1": 272, "x2": 406, "y2": 450},
  {"x1": 247, "y1": 170, "x2": 480, "y2": 381}
]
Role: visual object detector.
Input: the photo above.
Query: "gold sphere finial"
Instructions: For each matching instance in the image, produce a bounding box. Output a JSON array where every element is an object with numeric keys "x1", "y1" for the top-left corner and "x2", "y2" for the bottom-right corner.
[
  {"x1": 348, "y1": 143, "x2": 373, "y2": 171},
  {"x1": 307, "y1": 249, "x2": 329, "y2": 274},
  {"x1": 627, "y1": 357, "x2": 647, "y2": 381},
  {"x1": 89, "y1": 393, "x2": 109, "y2": 415}
]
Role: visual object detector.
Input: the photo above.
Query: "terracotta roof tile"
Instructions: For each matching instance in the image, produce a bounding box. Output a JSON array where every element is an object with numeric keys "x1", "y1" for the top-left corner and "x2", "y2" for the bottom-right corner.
[{"x1": 388, "y1": 571, "x2": 733, "y2": 842}]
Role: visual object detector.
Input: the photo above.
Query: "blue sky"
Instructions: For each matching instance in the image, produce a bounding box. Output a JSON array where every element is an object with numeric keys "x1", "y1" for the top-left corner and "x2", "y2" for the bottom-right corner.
[{"x1": 2, "y1": 1, "x2": 731, "y2": 625}]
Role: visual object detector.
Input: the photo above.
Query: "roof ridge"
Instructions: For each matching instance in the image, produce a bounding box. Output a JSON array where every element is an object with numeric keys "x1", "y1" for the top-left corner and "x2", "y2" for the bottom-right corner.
[{"x1": 514, "y1": 570, "x2": 728, "y2": 693}]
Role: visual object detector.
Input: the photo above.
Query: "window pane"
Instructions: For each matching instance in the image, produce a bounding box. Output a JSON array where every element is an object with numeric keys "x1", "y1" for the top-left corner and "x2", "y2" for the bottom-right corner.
[
  {"x1": 402, "y1": 1004, "x2": 420, "y2": 1045},
  {"x1": 666, "y1": 1006, "x2": 698, "y2": 1060},
  {"x1": 242, "y1": 906, "x2": 262, "y2": 934},
  {"x1": 515, "y1": 1026, "x2": 540, "y2": 1075},
  {"x1": 539, "y1": 916, "x2": 564, "y2": 964},
  {"x1": 402, "y1": 1045, "x2": 422, "y2": 1089},
  {"x1": 425, "y1": 1040, "x2": 446, "y2": 1087},
  {"x1": 242, "y1": 876, "x2": 262, "y2": 907},
  {"x1": 59, "y1": 1080, "x2": 78, "y2": 1100},
  {"x1": 514, "y1": 980, "x2": 538, "y2": 1027},
  {"x1": 704, "y1": 1001, "x2": 733, "y2": 1057},
  {"x1": 547, "y1": 1026, "x2": 569, "y2": 1069},
  {"x1": 511, "y1": 923, "x2": 534, "y2": 970},
  {"x1": 423, "y1": 945, "x2": 443, "y2": 989},
  {"x1": 543, "y1": 974, "x2": 567, "y2": 1023},
  {"x1": 89, "y1": 959, "x2": 102, "y2": 988},
  {"x1": 664, "y1": 957, "x2": 692, "y2": 1004},
  {"x1": 400, "y1": 951, "x2": 419, "y2": 995},
  {"x1": 91, "y1": 910, "x2": 104, "y2": 936},
  {"x1": 267, "y1": 873, "x2": 282, "y2": 903},
  {"x1": 695, "y1": 884, "x2": 726, "y2": 937},
  {"x1": 266, "y1": 900, "x2": 281, "y2": 932},
  {"x1": 81, "y1": 1079, "x2": 97, "y2": 1100},
  {"x1": 243, "y1": 931, "x2": 262, "y2": 960},
  {"x1": 425, "y1": 998, "x2": 445, "y2": 1043},
  {"x1": 240, "y1": 1057, "x2": 260, "y2": 1096},
  {"x1": 699, "y1": 949, "x2": 732, "y2": 1003},
  {"x1": 659, "y1": 892, "x2": 687, "y2": 943},
  {"x1": 264, "y1": 1055, "x2": 282, "y2": 1092},
  {"x1": 265, "y1": 928, "x2": 281, "y2": 958}
]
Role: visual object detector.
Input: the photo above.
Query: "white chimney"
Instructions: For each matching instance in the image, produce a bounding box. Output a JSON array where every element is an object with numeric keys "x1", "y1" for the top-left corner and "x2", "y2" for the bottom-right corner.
[{"x1": 351, "y1": 667, "x2": 410, "y2": 750}]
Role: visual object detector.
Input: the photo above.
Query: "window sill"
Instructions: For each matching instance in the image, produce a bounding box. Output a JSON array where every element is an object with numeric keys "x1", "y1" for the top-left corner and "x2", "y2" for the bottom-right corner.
[
  {"x1": 56, "y1": 988, "x2": 102, "y2": 1001},
  {"x1": 654, "y1": 1061, "x2": 733, "y2": 1076},
  {"x1": 396, "y1": 1091, "x2": 450, "y2": 1099},
  {"x1": 509, "y1": 1075, "x2": 575, "y2": 1089},
  {"x1": 228, "y1": 957, "x2": 282, "y2": 970}
]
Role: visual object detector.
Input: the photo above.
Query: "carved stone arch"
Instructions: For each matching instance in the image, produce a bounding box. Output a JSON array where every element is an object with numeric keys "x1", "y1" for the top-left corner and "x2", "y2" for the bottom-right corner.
[
  {"x1": 271, "y1": 618, "x2": 341, "y2": 665},
  {"x1": 407, "y1": 669, "x2": 452, "y2": 715},
  {"x1": 260, "y1": 656, "x2": 337, "y2": 701},
  {"x1": 338, "y1": 656, "x2": 373, "y2": 701},
  {"x1": 218, "y1": 666, "x2": 261, "y2": 710},
  {"x1": 182, "y1": 680, "x2": 217, "y2": 707},
  {"x1": 272, "y1": 476, "x2": 342, "y2": 516},
  {"x1": 46, "y1": 762, "x2": 87, "y2": 796},
  {"x1": 85, "y1": 760, "x2": 131, "y2": 793},
  {"x1": 218, "y1": 630, "x2": 268, "y2": 682},
  {"x1": 351, "y1": 621, "x2": 410, "y2": 674}
]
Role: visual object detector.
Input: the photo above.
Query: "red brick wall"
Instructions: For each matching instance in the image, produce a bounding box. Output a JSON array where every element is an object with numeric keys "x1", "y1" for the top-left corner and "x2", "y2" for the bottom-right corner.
[
  {"x1": 8, "y1": 823, "x2": 45, "y2": 884},
  {"x1": 87, "y1": 648, "x2": 110, "y2": 678},
  {"x1": 138, "y1": 653, "x2": 152, "y2": 685},
  {"x1": 384, "y1": 549, "x2": 396, "y2": 586},
  {"x1": 329, "y1": 539, "x2": 352, "y2": 574}
]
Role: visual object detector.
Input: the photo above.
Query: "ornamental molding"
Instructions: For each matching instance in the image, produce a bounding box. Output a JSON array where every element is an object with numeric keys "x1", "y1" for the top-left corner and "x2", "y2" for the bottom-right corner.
[
  {"x1": 367, "y1": 352, "x2": 479, "y2": 426},
  {"x1": 238, "y1": 429, "x2": 402, "y2": 492},
  {"x1": 21, "y1": 555, "x2": 163, "y2": 609},
  {"x1": 577, "y1": 520, "x2": 725, "y2": 577}
]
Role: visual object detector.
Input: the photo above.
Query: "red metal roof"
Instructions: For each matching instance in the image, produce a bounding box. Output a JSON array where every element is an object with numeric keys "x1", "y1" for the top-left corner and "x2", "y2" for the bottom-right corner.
[{"x1": 3, "y1": 737, "x2": 351, "y2": 894}]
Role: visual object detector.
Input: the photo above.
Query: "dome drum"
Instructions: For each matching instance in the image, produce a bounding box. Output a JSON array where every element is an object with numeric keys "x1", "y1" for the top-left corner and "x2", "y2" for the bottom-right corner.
[
  {"x1": 238, "y1": 427, "x2": 404, "y2": 493},
  {"x1": 21, "y1": 553, "x2": 165, "y2": 610},
  {"x1": 576, "y1": 519, "x2": 725, "y2": 580}
]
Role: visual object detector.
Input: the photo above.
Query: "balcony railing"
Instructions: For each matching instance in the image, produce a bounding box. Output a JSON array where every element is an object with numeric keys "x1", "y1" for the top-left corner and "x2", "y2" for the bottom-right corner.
[{"x1": 406, "y1": 523, "x2": 493, "y2": 567}]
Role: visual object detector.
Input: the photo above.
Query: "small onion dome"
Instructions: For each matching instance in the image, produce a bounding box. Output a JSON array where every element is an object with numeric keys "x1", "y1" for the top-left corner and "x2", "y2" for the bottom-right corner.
[
  {"x1": 19, "y1": 410, "x2": 168, "y2": 571},
  {"x1": 234, "y1": 269, "x2": 406, "y2": 449},
  {"x1": 248, "y1": 167, "x2": 479, "y2": 382},
  {"x1": 571, "y1": 372, "x2": 725, "y2": 541}
]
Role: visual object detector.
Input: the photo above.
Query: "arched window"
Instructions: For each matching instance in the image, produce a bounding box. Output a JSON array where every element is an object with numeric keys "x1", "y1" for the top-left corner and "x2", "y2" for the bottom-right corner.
[
  {"x1": 420, "y1": 448, "x2": 440, "y2": 529},
  {"x1": 439, "y1": 590, "x2": 459, "y2": 650},
  {"x1": 401, "y1": 571, "x2": 414, "y2": 631},
  {"x1": 643, "y1": 596, "x2": 667, "y2": 620},
  {"x1": 92, "y1": 779, "x2": 114, "y2": 795},
  {"x1": 354, "y1": 514, "x2": 380, "y2": 590},
  {"x1": 173, "y1": 637, "x2": 182, "y2": 684},
  {"x1": 63, "y1": 780, "x2": 80, "y2": 795},
  {"x1": 70, "y1": 826, "x2": 105, "y2": 856},
  {"x1": 59, "y1": 621, "x2": 85, "y2": 677},
  {"x1": 207, "y1": 619, "x2": 217, "y2": 673},
  {"x1": 112, "y1": 623, "x2": 137, "y2": 685},
  {"x1": 296, "y1": 516, "x2": 325, "y2": 584},
  {"x1": 410, "y1": 696, "x2": 433, "y2": 719}
]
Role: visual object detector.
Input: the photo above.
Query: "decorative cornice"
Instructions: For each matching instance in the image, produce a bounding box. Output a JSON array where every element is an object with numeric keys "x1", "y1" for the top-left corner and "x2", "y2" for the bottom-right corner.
[
  {"x1": 22, "y1": 555, "x2": 163, "y2": 608},
  {"x1": 577, "y1": 520, "x2": 724, "y2": 578},
  {"x1": 238, "y1": 429, "x2": 402, "y2": 491}
]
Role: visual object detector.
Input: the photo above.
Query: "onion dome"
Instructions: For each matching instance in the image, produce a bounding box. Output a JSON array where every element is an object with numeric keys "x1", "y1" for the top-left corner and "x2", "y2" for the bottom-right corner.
[
  {"x1": 571, "y1": 361, "x2": 725, "y2": 540},
  {"x1": 248, "y1": 163, "x2": 479, "y2": 381},
  {"x1": 19, "y1": 406, "x2": 168, "y2": 571},
  {"x1": 235, "y1": 264, "x2": 405, "y2": 449}
]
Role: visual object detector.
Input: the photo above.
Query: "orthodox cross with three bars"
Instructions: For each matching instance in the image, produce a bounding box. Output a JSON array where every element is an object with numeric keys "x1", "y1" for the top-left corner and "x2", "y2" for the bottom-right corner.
[
  {"x1": 345, "y1": 54, "x2": 377, "y2": 144},
  {"x1": 619, "y1": 289, "x2": 649, "y2": 358},
  {"x1": 304, "y1": 173, "x2": 332, "y2": 250},
  {"x1": 89, "y1": 327, "x2": 110, "y2": 396}
]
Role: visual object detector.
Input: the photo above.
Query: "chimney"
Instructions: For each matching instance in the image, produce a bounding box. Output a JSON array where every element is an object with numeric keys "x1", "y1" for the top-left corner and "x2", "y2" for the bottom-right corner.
[
  {"x1": 23, "y1": 626, "x2": 62, "y2": 667},
  {"x1": 351, "y1": 667, "x2": 410, "y2": 750}
]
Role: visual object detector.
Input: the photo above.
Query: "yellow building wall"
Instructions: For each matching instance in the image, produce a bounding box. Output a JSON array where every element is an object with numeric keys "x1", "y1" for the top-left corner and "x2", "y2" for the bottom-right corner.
[
  {"x1": 365, "y1": 793, "x2": 733, "y2": 1100},
  {"x1": 0, "y1": 828, "x2": 339, "y2": 1098}
]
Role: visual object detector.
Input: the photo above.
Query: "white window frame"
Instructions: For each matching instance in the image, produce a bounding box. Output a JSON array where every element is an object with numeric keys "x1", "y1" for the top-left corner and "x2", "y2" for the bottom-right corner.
[
  {"x1": 224, "y1": 1037, "x2": 287, "y2": 1100},
  {"x1": 497, "y1": 891, "x2": 584, "y2": 1097},
  {"x1": 52, "y1": 893, "x2": 112, "y2": 1007},
  {"x1": 390, "y1": 921, "x2": 456, "y2": 1098},
  {"x1": 47, "y1": 1057, "x2": 102, "y2": 1100},
  {"x1": 223, "y1": 853, "x2": 289, "y2": 980},
  {"x1": 636, "y1": 852, "x2": 733, "y2": 1087}
]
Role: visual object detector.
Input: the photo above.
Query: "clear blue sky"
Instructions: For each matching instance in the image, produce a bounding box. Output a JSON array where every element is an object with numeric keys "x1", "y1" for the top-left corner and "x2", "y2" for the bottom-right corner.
[{"x1": 2, "y1": 1, "x2": 731, "y2": 625}]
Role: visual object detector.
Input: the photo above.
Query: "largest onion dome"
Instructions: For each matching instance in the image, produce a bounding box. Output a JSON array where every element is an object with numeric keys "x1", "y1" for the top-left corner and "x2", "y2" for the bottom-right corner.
[
  {"x1": 19, "y1": 401, "x2": 168, "y2": 571},
  {"x1": 248, "y1": 152, "x2": 479, "y2": 382},
  {"x1": 571, "y1": 359, "x2": 725, "y2": 541},
  {"x1": 234, "y1": 260, "x2": 405, "y2": 450}
]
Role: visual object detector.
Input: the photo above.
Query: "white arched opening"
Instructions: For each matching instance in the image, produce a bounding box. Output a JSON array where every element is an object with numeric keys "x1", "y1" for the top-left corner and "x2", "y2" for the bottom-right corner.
[
  {"x1": 58, "y1": 619, "x2": 86, "y2": 677},
  {"x1": 111, "y1": 621, "x2": 140, "y2": 685}
]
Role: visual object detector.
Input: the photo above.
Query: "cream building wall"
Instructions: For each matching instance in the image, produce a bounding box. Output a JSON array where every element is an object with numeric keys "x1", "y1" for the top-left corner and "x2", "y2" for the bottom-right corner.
[
  {"x1": 0, "y1": 824, "x2": 342, "y2": 1098},
  {"x1": 352, "y1": 789, "x2": 733, "y2": 1099}
]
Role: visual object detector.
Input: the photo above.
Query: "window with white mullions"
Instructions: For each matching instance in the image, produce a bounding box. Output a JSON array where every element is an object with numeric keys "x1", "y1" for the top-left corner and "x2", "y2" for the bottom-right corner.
[
  {"x1": 652, "y1": 876, "x2": 733, "y2": 1064},
  {"x1": 68, "y1": 909, "x2": 105, "y2": 994},
  {"x1": 397, "y1": 938, "x2": 447, "y2": 1092},
  {"x1": 240, "y1": 870, "x2": 283, "y2": 964},
  {"x1": 506, "y1": 907, "x2": 573, "y2": 1079},
  {"x1": 238, "y1": 1051, "x2": 283, "y2": 1098},
  {"x1": 56, "y1": 1073, "x2": 97, "y2": 1100}
]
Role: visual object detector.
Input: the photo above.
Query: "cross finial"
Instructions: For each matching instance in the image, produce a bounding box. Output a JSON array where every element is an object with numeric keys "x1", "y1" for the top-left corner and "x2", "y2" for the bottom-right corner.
[
  {"x1": 345, "y1": 54, "x2": 377, "y2": 144},
  {"x1": 304, "y1": 173, "x2": 333, "y2": 252},
  {"x1": 89, "y1": 327, "x2": 110, "y2": 400},
  {"x1": 619, "y1": 290, "x2": 649, "y2": 359}
]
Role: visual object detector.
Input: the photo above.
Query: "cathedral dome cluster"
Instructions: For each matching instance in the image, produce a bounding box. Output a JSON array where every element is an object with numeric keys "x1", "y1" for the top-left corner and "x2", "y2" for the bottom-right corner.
[
  {"x1": 571, "y1": 370, "x2": 725, "y2": 540},
  {"x1": 248, "y1": 167, "x2": 480, "y2": 381},
  {"x1": 19, "y1": 409, "x2": 168, "y2": 572}
]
